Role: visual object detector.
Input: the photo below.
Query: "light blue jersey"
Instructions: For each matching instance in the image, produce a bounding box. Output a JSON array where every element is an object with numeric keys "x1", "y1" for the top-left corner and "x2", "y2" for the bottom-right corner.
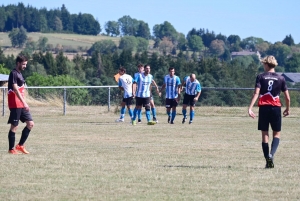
[
  {"x1": 118, "y1": 74, "x2": 133, "y2": 98},
  {"x1": 134, "y1": 73, "x2": 153, "y2": 98},
  {"x1": 184, "y1": 76, "x2": 201, "y2": 95},
  {"x1": 164, "y1": 75, "x2": 181, "y2": 99}
]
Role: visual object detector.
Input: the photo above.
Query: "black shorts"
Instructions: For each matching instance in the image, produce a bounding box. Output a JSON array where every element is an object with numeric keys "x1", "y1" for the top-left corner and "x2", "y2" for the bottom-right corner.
[
  {"x1": 136, "y1": 97, "x2": 151, "y2": 107},
  {"x1": 183, "y1": 94, "x2": 196, "y2": 106},
  {"x1": 165, "y1": 98, "x2": 178, "y2": 108},
  {"x1": 258, "y1": 106, "x2": 281, "y2": 131},
  {"x1": 122, "y1": 97, "x2": 133, "y2": 106},
  {"x1": 8, "y1": 108, "x2": 33, "y2": 126}
]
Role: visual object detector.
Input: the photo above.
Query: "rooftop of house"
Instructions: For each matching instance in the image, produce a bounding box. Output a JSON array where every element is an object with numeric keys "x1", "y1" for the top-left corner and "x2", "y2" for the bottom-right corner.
[{"x1": 0, "y1": 74, "x2": 9, "y2": 82}]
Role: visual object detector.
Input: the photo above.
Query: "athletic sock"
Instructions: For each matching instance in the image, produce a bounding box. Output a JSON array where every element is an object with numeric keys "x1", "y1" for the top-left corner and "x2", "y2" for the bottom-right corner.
[
  {"x1": 190, "y1": 110, "x2": 195, "y2": 121},
  {"x1": 132, "y1": 108, "x2": 137, "y2": 121},
  {"x1": 137, "y1": 109, "x2": 142, "y2": 121},
  {"x1": 262, "y1": 142, "x2": 269, "y2": 159},
  {"x1": 182, "y1": 109, "x2": 187, "y2": 119},
  {"x1": 146, "y1": 110, "x2": 151, "y2": 122},
  {"x1": 151, "y1": 108, "x2": 157, "y2": 118},
  {"x1": 8, "y1": 130, "x2": 15, "y2": 150},
  {"x1": 171, "y1": 110, "x2": 176, "y2": 121},
  {"x1": 138, "y1": 110, "x2": 142, "y2": 120},
  {"x1": 120, "y1": 107, "x2": 126, "y2": 119},
  {"x1": 19, "y1": 127, "x2": 31, "y2": 146},
  {"x1": 128, "y1": 109, "x2": 133, "y2": 118},
  {"x1": 270, "y1": 137, "x2": 280, "y2": 156},
  {"x1": 167, "y1": 111, "x2": 171, "y2": 117}
]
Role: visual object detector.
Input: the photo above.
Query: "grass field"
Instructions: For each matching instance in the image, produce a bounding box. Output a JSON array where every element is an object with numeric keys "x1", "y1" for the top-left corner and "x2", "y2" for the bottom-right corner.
[{"x1": 0, "y1": 105, "x2": 300, "y2": 200}]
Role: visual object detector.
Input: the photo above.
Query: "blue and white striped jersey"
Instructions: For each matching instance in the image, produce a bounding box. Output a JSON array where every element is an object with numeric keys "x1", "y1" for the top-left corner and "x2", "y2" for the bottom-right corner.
[
  {"x1": 184, "y1": 76, "x2": 201, "y2": 95},
  {"x1": 134, "y1": 73, "x2": 153, "y2": 98},
  {"x1": 118, "y1": 74, "x2": 133, "y2": 98},
  {"x1": 163, "y1": 75, "x2": 181, "y2": 99}
]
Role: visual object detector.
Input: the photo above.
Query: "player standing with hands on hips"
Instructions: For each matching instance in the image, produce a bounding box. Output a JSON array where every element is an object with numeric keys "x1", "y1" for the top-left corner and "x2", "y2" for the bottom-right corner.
[
  {"x1": 7, "y1": 55, "x2": 34, "y2": 154},
  {"x1": 181, "y1": 74, "x2": 201, "y2": 124},
  {"x1": 248, "y1": 55, "x2": 290, "y2": 168}
]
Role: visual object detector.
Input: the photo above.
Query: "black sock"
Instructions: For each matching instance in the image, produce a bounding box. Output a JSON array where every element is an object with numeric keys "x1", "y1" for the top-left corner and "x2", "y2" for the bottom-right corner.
[
  {"x1": 270, "y1": 138, "x2": 280, "y2": 156},
  {"x1": 19, "y1": 127, "x2": 31, "y2": 146},
  {"x1": 8, "y1": 131, "x2": 15, "y2": 150},
  {"x1": 262, "y1": 142, "x2": 269, "y2": 159}
]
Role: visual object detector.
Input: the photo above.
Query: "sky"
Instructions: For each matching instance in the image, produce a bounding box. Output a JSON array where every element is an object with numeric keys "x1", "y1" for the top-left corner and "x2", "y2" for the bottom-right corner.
[{"x1": 2, "y1": 0, "x2": 300, "y2": 44}]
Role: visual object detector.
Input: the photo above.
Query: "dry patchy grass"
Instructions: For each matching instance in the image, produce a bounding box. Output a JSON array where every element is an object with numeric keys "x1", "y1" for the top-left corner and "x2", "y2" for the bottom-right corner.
[{"x1": 0, "y1": 106, "x2": 300, "y2": 200}]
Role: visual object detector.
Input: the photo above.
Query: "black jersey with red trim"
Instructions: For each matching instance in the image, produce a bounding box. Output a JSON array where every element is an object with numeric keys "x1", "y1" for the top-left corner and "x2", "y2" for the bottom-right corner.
[
  {"x1": 7, "y1": 69, "x2": 25, "y2": 108},
  {"x1": 255, "y1": 72, "x2": 287, "y2": 107}
]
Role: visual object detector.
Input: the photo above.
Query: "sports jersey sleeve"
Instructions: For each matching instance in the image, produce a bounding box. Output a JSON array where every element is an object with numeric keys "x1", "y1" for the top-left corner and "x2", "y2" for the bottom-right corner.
[
  {"x1": 176, "y1": 77, "x2": 181, "y2": 85},
  {"x1": 255, "y1": 75, "x2": 261, "y2": 89},
  {"x1": 196, "y1": 83, "x2": 201, "y2": 92},
  {"x1": 281, "y1": 77, "x2": 288, "y2": 92},
  {"x1": 133, "y1": 74, "x2": 139, "y2": 83},
  {"x1": 118, "y1": 79, "x2": 122, "y2": 87},
  {"x1": 184, "y1": 76, "x2": 188, "y2": 83}
]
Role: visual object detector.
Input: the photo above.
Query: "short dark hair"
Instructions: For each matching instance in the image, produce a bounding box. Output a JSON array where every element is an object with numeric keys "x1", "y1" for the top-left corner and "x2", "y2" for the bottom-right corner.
[
  {"x1": 169, "y1": 67, "x2": 175, "y2": 71},
  {"x1": 119, "y1": 66, "x2": 126, "y2": 73},
  {"x1": 16, "y1": 55, "x2": 28, "y2": 64},
  {"x1": 137, "y1": 63, "x2": 143, "y2": 68},
  {"x1": 144, "y1": 64, "x2": 150, "y2": 68}
]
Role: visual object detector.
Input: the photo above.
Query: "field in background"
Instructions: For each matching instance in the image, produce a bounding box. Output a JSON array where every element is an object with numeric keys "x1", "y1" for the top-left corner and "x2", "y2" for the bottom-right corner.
[
  {"x1": 0, "y1": 106, "x2": 299, "y2": 200},
  {"x1": 0, "y1": 32, "x2": 155, "y2": 57}
]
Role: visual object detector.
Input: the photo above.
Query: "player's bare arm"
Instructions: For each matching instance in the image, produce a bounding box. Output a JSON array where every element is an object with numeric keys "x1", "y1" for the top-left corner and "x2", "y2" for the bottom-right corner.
[
  {"x1": 132, "y1": 82, "x2": 137, "y2": 97},
  {"x1": 283, "y1": 90, "x2": 290, "y2": 117},
  {"x1": 151, "y1": 80, "x2": 160, "y2": 95},
  {"x1": 248, "y1": 87, "x2": 260, "y2": 118}
]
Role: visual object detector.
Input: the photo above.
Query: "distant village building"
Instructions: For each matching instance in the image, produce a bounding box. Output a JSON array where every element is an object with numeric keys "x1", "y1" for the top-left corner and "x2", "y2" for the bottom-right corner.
[
  {"x1": 231, "y1": 50, "x2": 261, "y2": 60},
  {"x1": 282, "y1": 73, "x2": 300, "y2": 84},
  {"x1": 0, "y1": 74, "x2": 9, "y2": 87}
]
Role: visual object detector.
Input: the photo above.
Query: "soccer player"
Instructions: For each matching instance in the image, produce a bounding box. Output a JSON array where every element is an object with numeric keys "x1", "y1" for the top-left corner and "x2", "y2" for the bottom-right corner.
[
  {"x1": 181, "y1": 74, "x2": 201, "y2": 124},
  {"x1": 115, "y1": 67, "x2": 134, "y2": 122},
  {"x1": 7, "y1": 55, "x2": 34, "y2": 154},
  {"x1": 160, "y1": 67, "x2": 181, "y2": 124},
  {"x1": 134, "y1": 64, "x2": 144, "y2": 123},
  {"x1": 131, "y1": 64, "x2": 159, "y2": 125},
  {"x1": 134, "y1": 64, "x2": 158, "y2": 123},
  {"x1": 248, "y1": 55, "x2": 290, "y2": 169}
]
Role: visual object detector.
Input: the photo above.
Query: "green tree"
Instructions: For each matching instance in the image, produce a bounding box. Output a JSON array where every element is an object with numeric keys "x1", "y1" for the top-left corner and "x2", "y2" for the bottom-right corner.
[
  {"x1": 119, "y1": 36, "x2": 138, "y2": 51},
  {"x1": 118, "y1": 15, "x2": 139, "y2": 36},
  {"x1": 285, "y1": 53, "x2": 300, "y2": 72},
  {"x1": 153, "y1": 21, "x2": 178, "y2": 43},
  {"x1": 188, "y1": 35, "x2": 204, "y2": 52},
  {"x1": 54, "y1": 16, "x2": 63, "y2": 32},
  {"x1": 267, "y1": 42, "x2": 292, "y2": 66},
  {"x1": 38, "y1": 37, "x2": 48, "y2": 52},
  {"x1": 240, "y1": 36, "x2": 264, "y2": 51},
  {"x1": 56, "y1": 51, "x2": 69, "y2": 75},
  {"x1": 0, "y1": 63, "x2": 10, "y2": 74},
  {"x1": 0, "y1": 7, "x2": 7, "y2": 31},
  {"x1": 136, "y1": 37, "x2": 149, "y2": 52},
  {"x1": 88, "y1": 40, "x2": 117, "y2": 55},
  {"x1": 282, "y1": 34, "x2": 295, "y2": 46},
  {"x1": 209, "y1": 39, "x2": 225, "y2": 56},
  {"x1": 104, "y1": 21, "x2": 120, "y2": 36},
  {"x1": 177, "y1": 33, "x2": 187, "y2": 51},
  {"x1": 136, "y1": 21, "x2": 150, "y2": 39},
  {"x1": 8, "y1": 26, "x2": 28, "y2": 47}
]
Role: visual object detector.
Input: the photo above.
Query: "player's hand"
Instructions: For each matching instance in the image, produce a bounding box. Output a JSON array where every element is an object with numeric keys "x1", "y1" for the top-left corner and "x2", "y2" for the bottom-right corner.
[
  {"x1": 283, "y1": 109, "x2": 290, "y2": 117},
  {"x1": 24, "y1": 103, "x2": 30, "y2": 111},
  {"x1": 158, "y1": 92, "x2": 161, "y2": 97},
  {"x1": 248, "y1": 109, "x2": 255, "y2": 119},
  {"x1": 193, "y1": 97, "x2": 198, "y2": 101}
]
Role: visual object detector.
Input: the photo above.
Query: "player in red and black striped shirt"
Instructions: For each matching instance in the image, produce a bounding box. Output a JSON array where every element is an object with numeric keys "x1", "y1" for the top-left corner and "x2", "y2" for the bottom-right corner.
[
  {"x1": 248, "y1": 55, "x2": 290, "y2": 168},
  {"x1": 7, "y1": 55, "x2": 34, "y2": 154}
]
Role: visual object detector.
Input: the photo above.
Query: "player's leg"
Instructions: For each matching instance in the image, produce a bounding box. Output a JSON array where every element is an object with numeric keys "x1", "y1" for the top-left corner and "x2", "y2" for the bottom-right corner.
[
  {"x1": 126, "y1": 97, "x2": 133, "y2": 120},
  {"x1": 132, "y1": 98, "x2": 142, "y2": 125},
  {"x1": 7, "y1": 108, "x2": 21, "y2": 154},
  {"x1": 182, "y1": 94, "x2": 188, "y2": 124},
  {"x1": 16, "y1": 109, "x2": 33, "y2": 154},
  {"x1": 166, "y1": 99, "x2": 171, "y2": 123},
  {"x1": 116, "y1": 101, "x2": 126, "y2": 122},
  {"x1": 150, "y1": 97, "x2": 157, "y2": 123},
  {"x1": 268, "y1": 107, "x2": 282, "y2": 168},
  {"x1": 144, "y1": 98, "x2": 152, "y2": 123},
  {"x1": 258, "y1": 106, "x2": 274, "y2": 168},
  {"x1": 189, "y1": 95, "x2": 196, "y2": 124},
  {"x1": 170, "y1": 99, "x2": 178, "y2": 124}
]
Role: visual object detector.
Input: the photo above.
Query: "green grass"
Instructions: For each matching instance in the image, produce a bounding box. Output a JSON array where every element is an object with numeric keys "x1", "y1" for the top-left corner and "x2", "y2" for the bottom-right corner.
[{"x1": 0, "y1": 106, "x2": 300, "y2": 200}]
